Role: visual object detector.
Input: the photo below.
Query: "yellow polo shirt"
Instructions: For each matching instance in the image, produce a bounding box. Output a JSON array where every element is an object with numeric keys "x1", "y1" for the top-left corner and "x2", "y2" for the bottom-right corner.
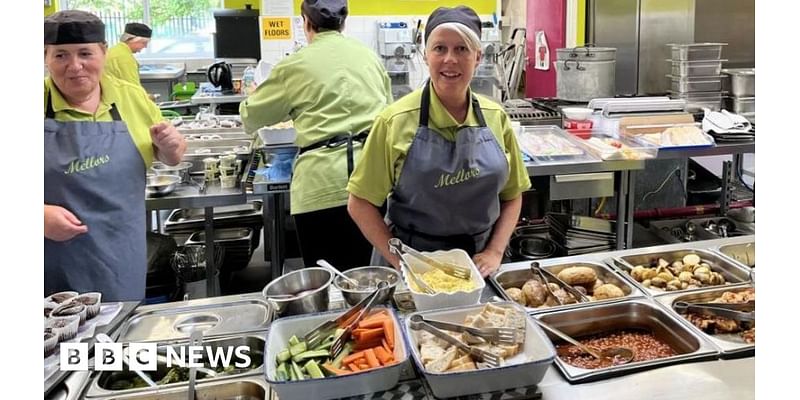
[
  {"x1": 105, "y1": 42, "x2": 141, "y2": 86},
  {"x1": 44, "y1": 73, "x2": 162, "y2": 167},
  {"x1": 347, "y1": 82, "x2": 531, "y2": 207}
]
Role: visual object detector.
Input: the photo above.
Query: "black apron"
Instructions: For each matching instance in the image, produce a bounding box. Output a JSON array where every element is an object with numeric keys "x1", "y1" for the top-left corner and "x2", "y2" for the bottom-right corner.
[{"x1": 44, "y1": 94, "x2": 147, "y2": 301}]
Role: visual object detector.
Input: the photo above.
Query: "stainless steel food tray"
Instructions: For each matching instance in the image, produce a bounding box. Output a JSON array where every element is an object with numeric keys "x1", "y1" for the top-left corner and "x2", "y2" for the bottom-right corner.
[
  {"x1": 85, "y1": 376, "x2": 267, "y2": 400},
  {"x1": 534, "y1": 298, "x2": 719, "y2": 383},
  {"x1": 490, "y1": 261, "x2": 644, "y2": 314},
  {"x1": 183, "y1": 132, "x2": 253, "y2": 141},
  {"x1": 715, "y1": 241, "x2": 755, "y2": 269},
  {"x1": 115, "y1": 298, "x2": 272, "y2": 343},
  {"x1": 668, "y1": 43, "x2": 726, "y2": 61},
  {"x1": 606, "y1": 248, "x2": 751, "y2": 297},
  {"x1": 655, "y1": 285, "x2": 754, "y2": 357},
  {"x1": 185, "y1": 139, "x2": 252, "y2": 155},
  {"x1": 164, "y1": 202, "x2": 263, "y2": 233},
  {"x1": 85, "y1": 334, "x2": 266, "y2": 398}
]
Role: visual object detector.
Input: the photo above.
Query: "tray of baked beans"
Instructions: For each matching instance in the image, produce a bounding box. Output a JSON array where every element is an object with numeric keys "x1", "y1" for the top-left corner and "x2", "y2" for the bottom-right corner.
[
  {"x1": 490, "y1": 262, "x2": 645, "y2": 314},
  {"x1": 605, "y1": 248, "x2": 751, "y2": 297},
  {"x1": 533, "y1": 298, "x2": 718, "y2": 383},
  {"x1": 656, "y1": 284, "x2": 755, "y2": 358}
]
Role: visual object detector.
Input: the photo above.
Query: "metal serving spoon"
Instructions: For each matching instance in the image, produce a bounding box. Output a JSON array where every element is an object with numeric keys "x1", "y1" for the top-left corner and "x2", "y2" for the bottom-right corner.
[{"x1": 535, "y1": 320, "x2": 634, "y2": 365}]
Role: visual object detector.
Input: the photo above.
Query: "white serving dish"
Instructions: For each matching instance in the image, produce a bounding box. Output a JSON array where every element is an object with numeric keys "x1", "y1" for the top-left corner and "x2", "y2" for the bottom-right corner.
[
  {"x1": 561, "y1": 107, "x2": 594, "y2": 120},
  {"x1": 403, "y1": 302, "x2": 555, "y2": 398},
  {"x1": 265, "y1": 306, "x2": 407, "y2": 400},
  {"x1": 257, "y1": 125, "x2": 296, "y2": 146},
  {"x1": 400, "y1": 248, "x2": 484, "y2": 311}
]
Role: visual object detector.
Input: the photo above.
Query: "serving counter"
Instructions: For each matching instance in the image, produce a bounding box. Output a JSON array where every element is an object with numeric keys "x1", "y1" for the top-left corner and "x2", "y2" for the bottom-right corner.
[{"x1": 48, "y1": 236, "x2": 755, "y2": 400}]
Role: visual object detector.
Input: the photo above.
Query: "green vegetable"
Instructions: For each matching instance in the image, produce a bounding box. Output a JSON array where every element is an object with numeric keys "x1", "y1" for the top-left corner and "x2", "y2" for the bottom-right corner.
[
  {"x1": 277, "y1": 348, "x2": 292, "y2": 363},
  {"x1": 331, "y1": 342, "x2": 353, "y2": 369},
  {"x1": 275, "y1": 362, "x2": 289, "y2": 382},
  {"x1": 288, "y1": 335, "x2": 300, "y2": 346},
  {"x1": 305, "y1": 360, "x2": 324, "y2": 379},
  {"x1": 313, "y1": 338, "x2": 335, "y2": 351},
  {"x1": 289, "y1": 341, "x2": 308, "y2": 357},
  {"x1": 291, "y1": 361, "x2": 305, "y2": 381},
  {"x1": 292, "y1": 349, "x2": 330, "y2": 363}
]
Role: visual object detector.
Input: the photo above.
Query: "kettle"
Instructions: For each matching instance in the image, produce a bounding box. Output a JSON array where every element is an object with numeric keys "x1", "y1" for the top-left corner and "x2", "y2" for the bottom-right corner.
[{"x1": 207, "y1": 61, "x2": 234, "y2": 93}]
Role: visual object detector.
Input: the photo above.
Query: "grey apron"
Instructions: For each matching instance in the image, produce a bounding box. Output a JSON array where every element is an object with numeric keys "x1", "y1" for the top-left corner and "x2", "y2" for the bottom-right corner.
[
  {"x1": 44, "y1": 94, "x2": 147, "y2": 301},
  {"x1": 371, "y1": 81, "x2": 509, "y2": 264}
]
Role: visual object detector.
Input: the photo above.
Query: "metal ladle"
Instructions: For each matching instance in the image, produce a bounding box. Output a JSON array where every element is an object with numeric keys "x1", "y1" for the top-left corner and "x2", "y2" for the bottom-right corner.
[{"x1": 535, "y1": 320, "x2": 634, "y2": 365}]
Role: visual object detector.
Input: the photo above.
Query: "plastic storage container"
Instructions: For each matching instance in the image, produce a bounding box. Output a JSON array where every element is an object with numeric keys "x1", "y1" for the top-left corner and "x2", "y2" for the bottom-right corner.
[
  {"x1": 403, "y1": 302, "x2": 555, "y2": 398},
  {"x1": 265, "y1": 306, "x2": 407, "y2": 400},
  {"x1": 668, "y1": 43, "x2": 726, "y2": 61},
  {"x1": 668, "y1": 75, "x2": 723, "y2": 93},
  {"x1": 517, "y1": 126, "x2": 600, "y2": 165},
  {"x1": 668, "y1": 59, "x2": 724, "y2": 76},
  {"x1": 400, "y1": 248, "x2": 484, "y2": 311},
  {"x1": 576, "y1": 132, "x2": 658, "y2": 161}
]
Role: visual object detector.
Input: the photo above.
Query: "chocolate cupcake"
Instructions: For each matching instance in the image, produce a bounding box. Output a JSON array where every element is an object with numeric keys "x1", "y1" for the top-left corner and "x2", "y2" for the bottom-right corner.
[
  {"x1": 46, "y1": 291, "x2": 78, "y2": 304},
  {"x1": 73, "y1": 292, "x2": 102, "y2": 320},
  {"x1": 47, "y1": 314, "x2": 79, "y2": 341},
  {"x1": 51, "y1": 302, "x2": 87, "y2": 325},
  {"x1": 44, "y1": 331, "x2": 59, "y2": 358}
]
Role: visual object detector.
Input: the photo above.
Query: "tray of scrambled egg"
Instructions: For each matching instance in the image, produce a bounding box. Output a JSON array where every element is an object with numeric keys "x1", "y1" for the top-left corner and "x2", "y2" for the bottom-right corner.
[{"x1": 400, "y1": 249, "x2": 484, "y2": 311}]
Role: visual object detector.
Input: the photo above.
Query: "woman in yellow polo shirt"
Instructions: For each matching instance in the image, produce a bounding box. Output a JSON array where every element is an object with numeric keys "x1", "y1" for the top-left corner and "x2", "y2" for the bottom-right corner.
[
  {"x1": 347, "y1": 6, "x2": 531, "y2": 277},
  {"x1": 44, "y1": 10, "x2": 186, "y2": 301},
  {"x1": 105, "y1": 22, "x2": 152, "y2": 86}
]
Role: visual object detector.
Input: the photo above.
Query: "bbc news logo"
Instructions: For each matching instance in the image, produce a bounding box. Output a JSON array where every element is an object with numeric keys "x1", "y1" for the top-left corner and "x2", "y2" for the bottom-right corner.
[{"x1": 60, "y1": 342, "x2": 252, "y2": 371}]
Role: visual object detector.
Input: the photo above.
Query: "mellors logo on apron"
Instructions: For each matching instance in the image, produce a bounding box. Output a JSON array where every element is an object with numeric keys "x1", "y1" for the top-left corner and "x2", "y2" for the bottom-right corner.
[
  {"x1": 384, "y1": 81, "x2": 509, "y2": 256},
  {"x1": 44, "y1": 94, "x2": 147, "y2": 302}
]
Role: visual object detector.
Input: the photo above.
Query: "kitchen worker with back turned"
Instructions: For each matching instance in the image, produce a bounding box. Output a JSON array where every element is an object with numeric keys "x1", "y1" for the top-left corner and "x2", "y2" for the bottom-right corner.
[
  {"x1": 240, "y1": 0, "x2": 393, "y2": 271},
  {"x1": 347, "y1": 6, "x2": 531, "y2": 278},
  {"x1": 44, "y1": 10, "x2": 186, "y2": 301}
]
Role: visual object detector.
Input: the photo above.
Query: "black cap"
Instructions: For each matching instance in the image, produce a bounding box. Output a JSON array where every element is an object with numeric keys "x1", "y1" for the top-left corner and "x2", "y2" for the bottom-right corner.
[
  {"x1": 424, "y1": 6, "x2": 482, "y2": 44},
  {"x1": 44, "y1": 10, "x2": 106, "y2": 45},
  {"x1": 124, "y1": 22, "x2": 152, "y2": 38},
  {"x1": 301, "y1": 0, "x2": 348, "y2": 30}
]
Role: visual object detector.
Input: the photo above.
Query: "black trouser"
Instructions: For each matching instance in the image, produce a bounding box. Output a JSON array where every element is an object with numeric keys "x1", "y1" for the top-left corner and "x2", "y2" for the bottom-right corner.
[{"x1": 293, "y1": 205, "x2": 372, "y2": 270}]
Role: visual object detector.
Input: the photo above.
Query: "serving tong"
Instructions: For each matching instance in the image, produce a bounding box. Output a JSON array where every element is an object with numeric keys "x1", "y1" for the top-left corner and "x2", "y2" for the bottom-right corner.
[
  {"x1": 399, "y1": 260, "x2": 436, "y2": 295},
  {"x1": 303, "y1": 281, "x2": 388, "y2": 353},
  {"x1": 408, "y1": 314, "x2": 501, "y2": 368},
  {"x1": 529, "y1": 262, "x2": 590, "y2": 305},
  {"x1": 388, "y1": 238, "x2": 472, "y2": 280},
  {"x1": 674, "y1": 300, "x2": 755, "y2": 328},
  {"x1": 413, "y1": 315, "x2": 523, "y2": 346}
]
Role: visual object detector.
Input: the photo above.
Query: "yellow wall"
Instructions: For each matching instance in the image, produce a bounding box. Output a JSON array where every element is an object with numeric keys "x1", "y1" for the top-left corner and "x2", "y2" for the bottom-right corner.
[
  {"x1": 45, "y1": 0, "x2": 58, "y2": 16},
  {"x1": 223, "y1": 0, "x2": 258, "y2": 9},
  {"x1": 292, "y1": 0, "x2": 495, "y2": 15}
]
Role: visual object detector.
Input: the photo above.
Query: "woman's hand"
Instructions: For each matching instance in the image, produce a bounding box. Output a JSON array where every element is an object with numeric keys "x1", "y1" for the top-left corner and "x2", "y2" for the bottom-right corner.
[
  {"x1": 44, "y1": 205, "x2": 88, "y2": 241},
  {"x1": 472, "y1": 248, "x2": 504, "y2": 277},
  {"x1": 150, "y1": 122, "x2": 187, "y2": 165}
]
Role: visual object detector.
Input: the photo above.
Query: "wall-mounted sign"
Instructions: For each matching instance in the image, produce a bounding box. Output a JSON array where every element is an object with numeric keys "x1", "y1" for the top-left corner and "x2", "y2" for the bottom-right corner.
[{"x1": 262, "y1": 17, "x2": 292, "y2": 40}]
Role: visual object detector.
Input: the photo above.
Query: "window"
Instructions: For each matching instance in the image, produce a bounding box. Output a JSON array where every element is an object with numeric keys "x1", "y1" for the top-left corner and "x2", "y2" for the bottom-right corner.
[{"x1": 62, "y1": 0, "x2": 223, "y2": 59}]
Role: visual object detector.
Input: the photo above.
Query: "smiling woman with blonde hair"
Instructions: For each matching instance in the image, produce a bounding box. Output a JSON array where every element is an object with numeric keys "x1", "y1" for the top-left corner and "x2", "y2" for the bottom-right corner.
[
  {"x1": 347, "y1": 6, "x2": 531, "y2": 277},
  {"x1": 44, "y1": 10, "x2": 186, "y2": 301}
]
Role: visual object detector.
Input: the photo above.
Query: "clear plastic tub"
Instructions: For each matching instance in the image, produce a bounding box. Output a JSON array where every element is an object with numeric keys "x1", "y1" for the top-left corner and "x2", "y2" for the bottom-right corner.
[
  {"x1": 517, "y1": 126, "x2": 600, "y2": 165},
  {"x1": 668, "y1": 59, "x2": 724, "y2": 76},
  {"x1": 668, "y1": 75, "x2": 723, "y2": 93},
  {"x1": 576, "y1": 131, "x2": 659, "y2": 161},
  {"x1": 668, "y1": 43, "x2": 726, "y2": 61},
  {"x1": 669, "y1": 91, "x2": 723, "y2": 111}
]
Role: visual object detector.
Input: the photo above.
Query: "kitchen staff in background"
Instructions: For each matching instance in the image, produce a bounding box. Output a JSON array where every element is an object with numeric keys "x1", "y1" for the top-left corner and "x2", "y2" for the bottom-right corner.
[
  {"x1": 347, "y1": 6, "x2": 531, "y2": 277},
  {"x1": 240, "y1": 0, "x2": 393, "y2": 271},
  {"x1": 105, "y1": 22, "x2": 152, "y2": 86},
  {"x1": 44, "y1": 10, "x2": 186, "y2": 301}
]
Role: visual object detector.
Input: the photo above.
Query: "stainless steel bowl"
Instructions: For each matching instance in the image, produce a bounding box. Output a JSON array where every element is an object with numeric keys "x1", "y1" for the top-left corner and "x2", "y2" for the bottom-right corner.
[
  {"x1": 262, "y1": 267, "x2": 332, "y2": 317},
  {"x1": 145, "y1": 175, "x2": 181, "y2": 196},
  {"x1": 151, "y1": 161, "x2": 193, "y2": 179},
  {"x1": 334, "y1": 266, "x2": 400, "y2": 306}
]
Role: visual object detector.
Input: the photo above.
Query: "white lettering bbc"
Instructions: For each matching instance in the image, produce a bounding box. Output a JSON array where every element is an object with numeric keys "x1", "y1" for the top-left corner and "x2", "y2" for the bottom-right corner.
[{"x1": 60, "y1": 342, "x2": 252, "y2": 371}]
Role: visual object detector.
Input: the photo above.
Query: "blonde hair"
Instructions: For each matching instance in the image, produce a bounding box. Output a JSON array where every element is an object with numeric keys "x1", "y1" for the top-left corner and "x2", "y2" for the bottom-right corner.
[
  {"x1": 120, "y1": 33, "x2": 149, "y2": 43},
  {"x1": 425, "y1": 22, "x2": 481, "y2": 53}
]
